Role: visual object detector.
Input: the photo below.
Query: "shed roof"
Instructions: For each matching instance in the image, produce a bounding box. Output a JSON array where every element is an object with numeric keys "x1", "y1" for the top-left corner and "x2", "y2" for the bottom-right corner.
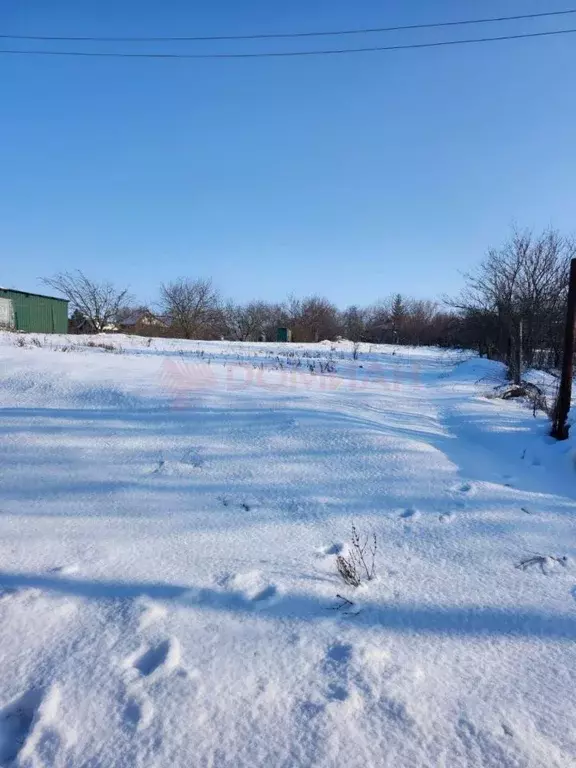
[{"x1": 0, "y1": 287, "x2": 69, "y2": 303}]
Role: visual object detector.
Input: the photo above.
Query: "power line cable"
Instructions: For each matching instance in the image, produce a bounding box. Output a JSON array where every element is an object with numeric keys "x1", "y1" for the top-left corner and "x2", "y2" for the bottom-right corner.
[
  {"x1": 1, "y1": 8, "x2": 575, "y2": 42},
  {"x1": 1, "y1": 27, "x2": 575, "y2": 58}
]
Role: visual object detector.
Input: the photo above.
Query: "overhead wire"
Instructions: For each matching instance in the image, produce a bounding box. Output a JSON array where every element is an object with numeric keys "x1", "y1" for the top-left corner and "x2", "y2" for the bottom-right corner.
[
  {"x1": 1, "y1": 27, "x2": 575, "y2": 59},
  {"x1": 1, "y1": 8, "x2": 575, "y2": 42}
]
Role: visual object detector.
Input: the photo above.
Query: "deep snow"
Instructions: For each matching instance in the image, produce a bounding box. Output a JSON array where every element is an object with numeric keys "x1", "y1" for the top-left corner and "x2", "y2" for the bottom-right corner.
[{"x1": 0, "y1": 332, "x2": 575, "y2": 767}]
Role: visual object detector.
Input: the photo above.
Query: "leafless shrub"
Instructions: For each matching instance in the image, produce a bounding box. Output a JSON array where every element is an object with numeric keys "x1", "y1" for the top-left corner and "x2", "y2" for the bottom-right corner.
[
  {"x1": 30, "y1": 337, "x2": 42, "y2": 347},
  {"x1": 85, "y1": 340, "x2": 120, "y2": 353},
  {"x1": 336, "y1": 554, "x2": 361, "y2": 587},
  {"x1": 336, "y1": 524, "x2": 377, "y2": 587},
  {"x1": 489, "y1": 382, "x2": 549, "y2": 416},
  {"x1": 14, "y1": 336, "x2": 27, "y2": 348},
  {"x1": 528, "y1": 388, "x2": 549, "y2": 417}
]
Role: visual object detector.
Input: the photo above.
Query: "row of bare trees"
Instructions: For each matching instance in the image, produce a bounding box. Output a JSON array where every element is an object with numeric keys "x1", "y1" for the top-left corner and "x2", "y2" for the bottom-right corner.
[
  {"x1": 41, "y1": 226, "x2": 573, "y2": 370},
  {"x1": 43, "y1": 271, "x2": 457, "y2": 346}
]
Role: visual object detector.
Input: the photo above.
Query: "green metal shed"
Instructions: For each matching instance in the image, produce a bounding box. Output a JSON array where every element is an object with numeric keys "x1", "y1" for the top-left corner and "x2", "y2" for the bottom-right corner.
[
  {"x1": 0, "y1": 288, "x2": 69, "y2": 334},
  {"x1": 276, "y1": 327, "x2": 292, "y2": 343}
]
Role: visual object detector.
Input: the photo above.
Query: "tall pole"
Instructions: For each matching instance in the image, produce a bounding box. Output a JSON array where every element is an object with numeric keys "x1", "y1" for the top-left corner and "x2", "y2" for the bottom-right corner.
[
  {"x1": 551, "y1": 257, "x2": 576, "y2": 440},
  {"x1": 514, "y1": 319, "x2": 523, "y2": 385},
  {"x1": 518, "y1": 318, "x2": 523, "y2": 384}
]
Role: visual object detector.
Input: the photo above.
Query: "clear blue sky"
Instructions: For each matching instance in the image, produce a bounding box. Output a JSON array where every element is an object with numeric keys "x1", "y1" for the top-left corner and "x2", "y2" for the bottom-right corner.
[{"x1": 2, "y1": 0, "x2": 575, "y2": 308}]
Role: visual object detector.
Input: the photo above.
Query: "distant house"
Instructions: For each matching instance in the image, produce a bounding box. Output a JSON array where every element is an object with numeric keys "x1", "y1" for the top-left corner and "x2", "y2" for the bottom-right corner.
[
  {"x1": 118, "y1": 309, "x2": 167, "y2": 335},
  {"x1": 68, "y1": 315, "x2": 118, "y2": 334},
  {"x1": 0, "y1": 288, "x2": 69, "y2": 334}
]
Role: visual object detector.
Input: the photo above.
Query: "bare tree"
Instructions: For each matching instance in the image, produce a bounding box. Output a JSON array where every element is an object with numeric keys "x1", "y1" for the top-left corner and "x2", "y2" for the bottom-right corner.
[
  {"x1": 289, "y1": 295, "x2": 342, "y2": 342},
  {"x1": 342, "y1": 305, "x2": 368, "y2": 342},
  {"x1": 402, "y1": 299, "x2": 440, "y2": 345},
  {"x1": 224, "y1": 300, "x2": 273, "y2": 341},
  {"x1": 449, "y1": 228, "x2": 574, "y2": 371},
  {"x1": 364, "y1": 302, "x2": 391, "y2": 344},
  {"x1": 160, "y1": 278, "x2": 221, "y2": 339},
  {"x1": 42, "y1": 270, "x2": 131, "y2": 332},
  {"x1": 261, "y1": 302, "x2": 291, "y2": 342}
]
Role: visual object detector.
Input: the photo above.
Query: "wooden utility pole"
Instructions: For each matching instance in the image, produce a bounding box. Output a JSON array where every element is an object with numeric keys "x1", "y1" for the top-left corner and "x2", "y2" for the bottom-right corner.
[
  {"x1": 551, "y1": 257, "x2": 576, "y2": 440},
  {"x1": 518, "y1": 319, "x2": 523, "y2": 384},
  {"x1": 513, "y1": 319, "x2": 523, "y2": 385}
]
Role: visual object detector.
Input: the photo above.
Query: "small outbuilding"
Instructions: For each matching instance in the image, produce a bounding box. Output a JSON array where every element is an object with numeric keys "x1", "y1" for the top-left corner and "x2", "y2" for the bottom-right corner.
[
  {"x1": 276, "y1": 327, "x2": 292, "y2": 343},
  {"x1": 0, "y1": 288, "x2": 69, "y2": 334}
]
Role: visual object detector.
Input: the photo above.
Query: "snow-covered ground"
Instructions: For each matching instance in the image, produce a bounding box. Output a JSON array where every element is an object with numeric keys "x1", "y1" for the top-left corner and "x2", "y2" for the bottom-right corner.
[{"x1": 0, "y1": 332, "x2": 575, "y2": 768}]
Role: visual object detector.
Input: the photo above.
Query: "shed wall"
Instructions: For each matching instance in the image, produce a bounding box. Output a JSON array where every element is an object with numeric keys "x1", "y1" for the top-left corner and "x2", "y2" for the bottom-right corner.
[{"x1": 0, "y1": 290, "x2": 68, "y2": 333}]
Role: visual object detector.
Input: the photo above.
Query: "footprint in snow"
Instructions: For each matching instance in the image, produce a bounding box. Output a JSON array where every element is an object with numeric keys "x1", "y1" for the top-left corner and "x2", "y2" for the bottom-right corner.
[
  {"x1": 218, "y1": 571, "x2": 281, "y2": 609},
  {"x1": 137, "y1": 601, "x2": 168, "y2": 631},
  {"x1": 326, "y1": 643, "x2": 353, "y2": 664},
  {"x1": 252, "y1": 584, "x2": 278, "y2": 605},
  {"x1": 0, "y1": 688, "x2": 44, "y2": 764},
  {"x1": 151, "y1": 455, "x2": 205, "y2": 477},
  {"x1": 181, "y1": 448, "x2": 204, "y2": 468},
  {"x1": 456, "y1": 716, "x2": 514, "y2": 763},
  {"x1": 282, "y1": 499, "x2": 307, "y2": 518},
  {"x1": 320, "y1": 543, "x2": 344, "y2": 556},
  {"x1": 49, "y1": 564, "x2": 79, "y2": 576},
  {"x1": 0, "y1": 586, "x2": 20, "y2": 602},
  {"x1": 439, "y1": 512, "x2": 455, "y2": 523},
  {"x1": 400, "y1": 508, "x2": 420, "y2": 520},
  {"x1": 322, "y1": 643, "x2": 353, "y2": 702},
  {"x1": 130, "y1": 637, "x2": 181, "y2": 678},
  {"x1": 280, "y1": 417, "x2": 299, "y2": 431},
  {"x1": 0, "y1": 586, "x2": 42, "y2": 604},
  {"x1": 0, "y1": 685, "x2": 65, "y2": 766},
  {"x1": 121, "y1": 637, "x2": 183, "y2": 731},
  {"x1": 124, "y1": 694, "x2": 155, "y2": 732}
]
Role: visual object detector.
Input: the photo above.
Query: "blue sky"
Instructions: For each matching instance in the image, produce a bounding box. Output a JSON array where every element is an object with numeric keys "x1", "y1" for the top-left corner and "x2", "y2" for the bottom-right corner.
[{"x1": 2, "y1": 0, "x2": 575, "y2": 308}]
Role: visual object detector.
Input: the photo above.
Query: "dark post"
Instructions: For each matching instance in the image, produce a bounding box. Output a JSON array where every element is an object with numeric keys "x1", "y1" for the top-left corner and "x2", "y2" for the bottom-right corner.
[
  {"x1": 551, "y1": 258, "x2": 576, "y2": 440},
  {"x1": 513, "y1": 319, "x2": 523, "y2": 386},
  {"x1": 517, "y1": 319, "x2": 523, "y2": 385}
]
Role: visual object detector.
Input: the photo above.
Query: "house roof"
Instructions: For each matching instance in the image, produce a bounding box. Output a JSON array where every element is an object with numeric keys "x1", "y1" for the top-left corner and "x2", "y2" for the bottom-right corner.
[
  {"x1": 120, "y1": 310, "x2": 166, "y2": 326},
  {"x1": 119, "y1": 313, "x2": 141, "y2": 327}
]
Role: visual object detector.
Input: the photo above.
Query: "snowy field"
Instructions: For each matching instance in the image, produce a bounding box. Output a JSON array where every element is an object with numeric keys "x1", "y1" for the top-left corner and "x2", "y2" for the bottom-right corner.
[{"x1": 0, "y1": 332, "x2": 575, "y2": 768}]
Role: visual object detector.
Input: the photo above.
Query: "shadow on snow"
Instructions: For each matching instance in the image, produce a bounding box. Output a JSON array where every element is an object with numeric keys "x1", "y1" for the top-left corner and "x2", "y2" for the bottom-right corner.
[{"x1": 1, "y1": 571, "x2": 575, "y2": 641}]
